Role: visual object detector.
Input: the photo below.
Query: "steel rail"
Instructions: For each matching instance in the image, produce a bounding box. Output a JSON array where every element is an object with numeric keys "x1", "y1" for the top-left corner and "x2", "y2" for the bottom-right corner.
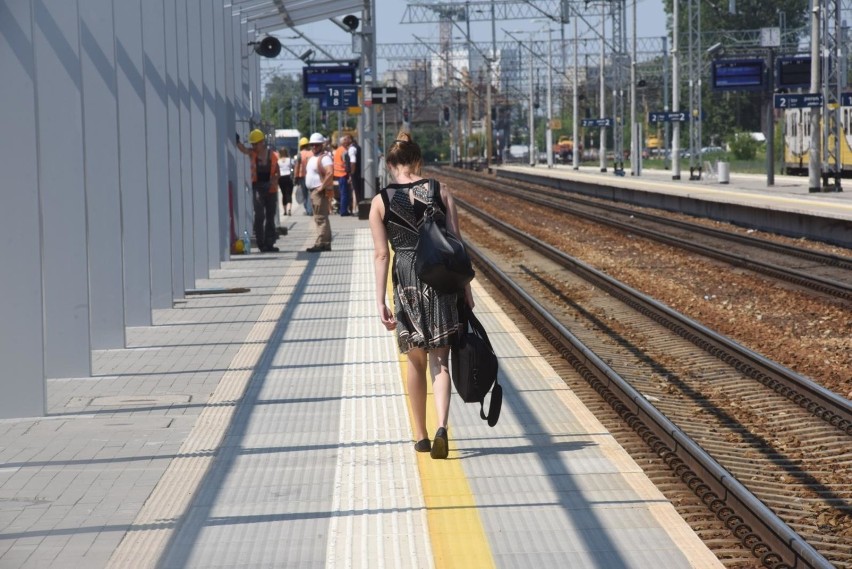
[
  {"x1": 465, "y1": 238, "x2": 836, "y2": 569},
  {"x1": 457, "y1": 199, "x2": 852, "y2": 433}
]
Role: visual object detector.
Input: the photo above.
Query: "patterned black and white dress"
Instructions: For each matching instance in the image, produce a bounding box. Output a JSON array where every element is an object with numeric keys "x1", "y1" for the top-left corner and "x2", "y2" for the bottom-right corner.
[{"x1": 380, "y1": 179, "x2": 461, "y2": 354}]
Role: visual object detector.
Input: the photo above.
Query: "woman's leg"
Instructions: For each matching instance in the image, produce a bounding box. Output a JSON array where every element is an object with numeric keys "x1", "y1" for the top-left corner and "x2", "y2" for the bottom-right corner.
[
  {"x1": 429, "y1": 346, "x2": 451, "y2": 429},
  {"x1": 406, "y1": 348, "x2": 428, "y2": 442}
]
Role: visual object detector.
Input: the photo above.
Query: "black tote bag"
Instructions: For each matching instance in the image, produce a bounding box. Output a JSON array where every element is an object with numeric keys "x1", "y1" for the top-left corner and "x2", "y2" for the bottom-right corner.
[{"x1": 451, "y1": 306, "x2": 502, "y2": 427}]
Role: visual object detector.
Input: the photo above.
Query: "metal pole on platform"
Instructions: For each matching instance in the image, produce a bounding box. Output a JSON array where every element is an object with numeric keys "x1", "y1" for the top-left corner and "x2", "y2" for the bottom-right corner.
[
  {"x1": 486, "y1": 1, "x2": 495, "y2": 169},
  {"x1": 672, "y1": 0, "x2": 681, "y2": 179},
  {"x1": 766, "y1": 47, "x2": 775, "y2": 186},
  {"x1": 599, "y1": 4, "x2": 607, "y2": 172},
  {"x1": 546, "y1": 27, "x2": 553, "y2": 168},
  {"x1": 362, "y1": 0, "x2": 377, "y2": 198},
  {"x1": 808, "y1": 1, "x2": 821, "y2": 192},
  {"x1": 662, "y1": 36, "x2": 670, "y2": 170},
  {"x1": 630, "y1": 0, "x2": 638, "y2": 175},
  {"x1": 529, "y1": 38, "x2": 535, "y2": 166},
  {"x1": 573, "y1": 13, "x2": 580, "y2": 170}
]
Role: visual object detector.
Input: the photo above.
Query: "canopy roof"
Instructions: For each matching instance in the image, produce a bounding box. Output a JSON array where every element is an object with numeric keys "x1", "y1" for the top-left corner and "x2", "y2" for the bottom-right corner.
[{"x1": 233, "y1": 0, "x2": 365, "y2": 33}]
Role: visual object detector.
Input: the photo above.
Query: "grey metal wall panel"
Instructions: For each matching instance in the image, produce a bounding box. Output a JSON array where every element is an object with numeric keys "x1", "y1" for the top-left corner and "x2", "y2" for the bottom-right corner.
[
  {"x1": 33, "y1": 0, "x2": 92, "y2": 377},
  {"x1": 0, "y1": 0, "x2": 46, "y2": 417},
  {"x1": 115, "y1": 0, "x2": 152, "y2": 326},
  {"x1": 249, "y1": 29, "x2": 260, "y2": 127},
  {"x1": 79, "y1": 0, "x2": 126, "y2": 349},
  {"x1": 235, "y1": 15, "x2": 251, "y2": 237},
  {"x1": 212, "y1": 3, "x2": 230, "y2": 261},
  {"x1": 224, "y1": 5, "x2": 239, "y2": 250},
  {"x1": 142, "y1": 0, "x2": 173, "y2": 309},
  {"x1": 200, "y1": 1, "x2": 221, "y2": 269},
  {"x1": 175, "y1": 0, "x2": 194, "y2": 288},
  {"x1": 186, "y1": 0, "x2": 209, "y2": 280},
  {"x1": 164, "y1": 0, "x2": 185, "y2": 299}
]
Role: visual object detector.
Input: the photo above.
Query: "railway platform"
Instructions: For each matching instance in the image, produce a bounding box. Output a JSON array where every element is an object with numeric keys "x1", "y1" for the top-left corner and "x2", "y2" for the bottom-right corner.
[
  {"x1": 495, "y1": 164, "x2": 852, "y2": 248},
  {"x1": 0, "y1": 214, "x2": 723, "y2": 568}
]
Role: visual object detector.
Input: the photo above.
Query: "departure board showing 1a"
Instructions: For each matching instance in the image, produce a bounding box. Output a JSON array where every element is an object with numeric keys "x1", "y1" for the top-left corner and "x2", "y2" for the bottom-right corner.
[{"x1": 303, "y1": 65, "x2": 358, "y2": 98}]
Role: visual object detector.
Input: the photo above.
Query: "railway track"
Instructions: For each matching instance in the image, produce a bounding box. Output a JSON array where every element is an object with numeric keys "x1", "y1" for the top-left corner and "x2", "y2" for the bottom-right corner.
[
  {"x1": 457, "y1": 203, "x2": 852, "y2": 568},
  {"x1": 435, "y1": 167, "x2": 852, "y2": 302}
]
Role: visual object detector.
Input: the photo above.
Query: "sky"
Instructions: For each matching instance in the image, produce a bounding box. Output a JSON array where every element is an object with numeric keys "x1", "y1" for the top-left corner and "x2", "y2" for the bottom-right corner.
[{"x1": 261, "y1": 0, "x2": 669, "y2": 79}]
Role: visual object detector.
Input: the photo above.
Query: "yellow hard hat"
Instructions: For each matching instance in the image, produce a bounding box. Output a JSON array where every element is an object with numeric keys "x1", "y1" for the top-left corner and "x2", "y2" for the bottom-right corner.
[
  {"x1": 299, "y1": 137, "x2": 309, "y2": 148},
  {"x1": 248, "y1": 129, "x2": 265, "y2": 144}
]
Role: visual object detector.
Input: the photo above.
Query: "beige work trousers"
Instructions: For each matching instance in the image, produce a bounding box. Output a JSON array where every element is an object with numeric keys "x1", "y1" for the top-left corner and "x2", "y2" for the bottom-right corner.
[{"x1": 310, "y1": 188, "x2": 332, "y2": 247}]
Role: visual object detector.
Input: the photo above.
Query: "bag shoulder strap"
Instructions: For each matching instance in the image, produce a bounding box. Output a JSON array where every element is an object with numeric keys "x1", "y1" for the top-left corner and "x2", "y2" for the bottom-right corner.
[
  {"x1": 479, "y1": 379, "x2": 502, "y2": 426},
  {"x1": 466, "y1": 310, "x2": 501, "y2": 425},
  {"x1": 425, "y1": 178, "x2": 442, "y2": 217}
]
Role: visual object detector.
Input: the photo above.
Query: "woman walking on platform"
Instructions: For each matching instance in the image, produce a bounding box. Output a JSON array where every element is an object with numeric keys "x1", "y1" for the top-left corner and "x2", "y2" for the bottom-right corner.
[
  {"x1": 277, "y1": 148, "x2": 294, "y2": 216},
  {"x1": 369, "y1": 131, "x2": 474, "y2": 459}
]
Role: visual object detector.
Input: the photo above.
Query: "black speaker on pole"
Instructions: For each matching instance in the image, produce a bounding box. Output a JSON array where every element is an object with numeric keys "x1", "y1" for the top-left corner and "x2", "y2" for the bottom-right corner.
[
  {"x1": 254, "y1": 36, "x2": 281, "y2": 58},
  {"x1": 342, "y1": 15, "x2": 360, "y2": 31}
]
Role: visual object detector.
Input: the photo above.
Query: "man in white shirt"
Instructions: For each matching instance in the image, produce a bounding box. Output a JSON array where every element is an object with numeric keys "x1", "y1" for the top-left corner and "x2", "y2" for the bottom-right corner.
[{"x1": 305, "y1": 133, "x2": 334, "y2": 252}]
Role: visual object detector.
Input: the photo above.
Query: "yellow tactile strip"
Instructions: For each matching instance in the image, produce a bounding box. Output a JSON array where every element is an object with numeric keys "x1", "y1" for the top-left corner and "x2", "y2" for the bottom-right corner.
[
  {"x1": 389, "y1": 263, "x2": 496, "y2": 569},
  {"x1": 105, "y1": 259, "x2": 306, "y2": 569}
]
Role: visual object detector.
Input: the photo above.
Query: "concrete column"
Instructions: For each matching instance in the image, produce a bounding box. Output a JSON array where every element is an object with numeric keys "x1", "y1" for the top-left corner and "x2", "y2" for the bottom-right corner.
[
  {"x1": 33, "y1": 0, "x2": 92, "y2": 377},
  {"x1": 0, "y1": 0, "x2": 46, "y2": 417},
  {"x1": 163, "y1": 0, "x2": 185, "y2": 300},
  {"x1": 115, "y1": 0, "x2": 152, "y2": 326},
  {"x1": 79, "y1": 0, "x2": 126, "y2": 349},
  {"x1": 142, "y1": 0, "x2": 174, "y2": 310},
  {"x1": 186, "y1": 0, "x2": 209, "y2": 280}
]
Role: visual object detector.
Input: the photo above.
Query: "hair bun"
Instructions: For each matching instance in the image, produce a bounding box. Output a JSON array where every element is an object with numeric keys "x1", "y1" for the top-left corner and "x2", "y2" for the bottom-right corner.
[{"x1": 395, "y1": 130, "x2": 413, "y2": 143}]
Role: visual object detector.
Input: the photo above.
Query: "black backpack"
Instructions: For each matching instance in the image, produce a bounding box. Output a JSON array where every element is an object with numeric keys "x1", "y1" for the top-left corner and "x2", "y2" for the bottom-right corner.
[{"x1": 450, "y1": 306, "x2": 502, "y2": 426}]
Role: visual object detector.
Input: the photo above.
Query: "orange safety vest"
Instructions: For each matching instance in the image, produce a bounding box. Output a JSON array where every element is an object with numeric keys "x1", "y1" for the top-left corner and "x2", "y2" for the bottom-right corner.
[
  {"x1": 295, "y1": 149, "x2": 311, "y2": 178},
  {"x1": 250, "y1": 148, "x2": 280, "y2": 192},
  {"x1": 333, "y1": 146, "x2": 349, "y2": 178}
]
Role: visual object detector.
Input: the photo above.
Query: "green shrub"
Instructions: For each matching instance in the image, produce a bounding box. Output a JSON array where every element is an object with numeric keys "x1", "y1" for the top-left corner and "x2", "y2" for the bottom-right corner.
[{"x1": 728, "y1": 132, "x2": 760, "y2": 160}]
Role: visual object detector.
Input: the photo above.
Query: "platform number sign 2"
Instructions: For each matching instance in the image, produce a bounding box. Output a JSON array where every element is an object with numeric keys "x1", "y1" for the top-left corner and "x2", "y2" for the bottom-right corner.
[{"x1": 772, "y1": 93, "x2": 823, "y2": 109}]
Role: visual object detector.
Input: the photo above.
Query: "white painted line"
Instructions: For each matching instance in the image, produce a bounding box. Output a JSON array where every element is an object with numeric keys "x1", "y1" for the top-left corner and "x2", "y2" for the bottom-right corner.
[{"x1": 324, "y1": 231, "x2": 434, "y2": 569}]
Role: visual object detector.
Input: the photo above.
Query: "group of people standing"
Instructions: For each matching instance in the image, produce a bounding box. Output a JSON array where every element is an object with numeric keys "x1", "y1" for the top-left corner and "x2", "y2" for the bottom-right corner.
[
  {"x1": 332, "y1": 134, "x2": 361, "y2": 217},
  {"x1": 236, "y1": 129, "x2": 363, "y2": 254}
]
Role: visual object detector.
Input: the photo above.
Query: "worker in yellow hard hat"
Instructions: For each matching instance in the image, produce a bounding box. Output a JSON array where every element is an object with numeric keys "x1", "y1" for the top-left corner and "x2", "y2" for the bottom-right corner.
[
  {"x1": 292, "y1": 136, "x2": 313, "y2": 215},
  {"x1": 236, "y1": 129, "x2": 280, "y2": 252}
]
